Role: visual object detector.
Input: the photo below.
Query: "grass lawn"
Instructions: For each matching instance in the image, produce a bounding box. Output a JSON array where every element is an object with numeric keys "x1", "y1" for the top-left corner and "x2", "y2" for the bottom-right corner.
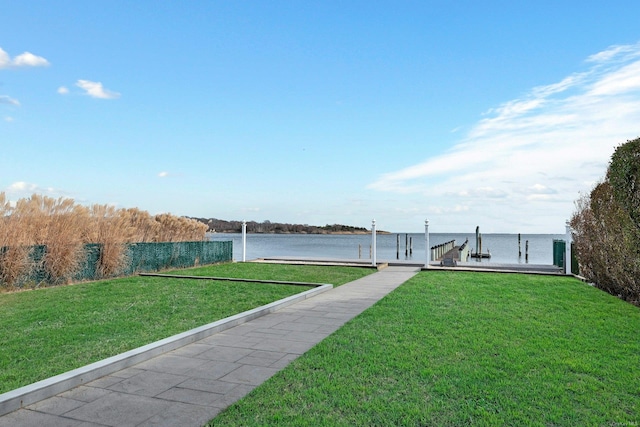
[
  {"x1": 209, "y1": 271, "x2": 640, "y2": 426},
  {"x1": 0, "y1": 263, "x2": 372, "y2": 394},
  {"x1": 165, "y1": 262, "x2": 376, "y2": 285}
]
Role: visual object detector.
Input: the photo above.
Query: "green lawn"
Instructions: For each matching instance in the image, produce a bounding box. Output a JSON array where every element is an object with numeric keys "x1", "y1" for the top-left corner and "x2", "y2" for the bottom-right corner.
[
  {"x1": 209, "y1": 271, "x2": 640, "y2": 426},
  {"x1": 0, "y1": 263, "x2": 372, "y2": 394},
  {"x1": 166, "y1": 262, "x2": 376, "y2": 285}
]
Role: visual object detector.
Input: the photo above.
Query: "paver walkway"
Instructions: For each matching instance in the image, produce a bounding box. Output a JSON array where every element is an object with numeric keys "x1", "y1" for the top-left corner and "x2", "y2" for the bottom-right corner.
[{"x1": 0, "y1": 266, "x2": 420, "y2": 427}]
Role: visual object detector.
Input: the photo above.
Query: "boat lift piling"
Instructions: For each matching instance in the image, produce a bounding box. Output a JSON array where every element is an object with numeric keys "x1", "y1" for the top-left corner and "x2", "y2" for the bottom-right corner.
[{"x1": 471, "y1": 225, "x2": 491, "y2": 260}]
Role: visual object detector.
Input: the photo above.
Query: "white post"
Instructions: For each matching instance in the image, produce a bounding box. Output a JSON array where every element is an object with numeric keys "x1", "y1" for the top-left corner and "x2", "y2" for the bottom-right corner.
[
  {"x1": 242, "y1": 220, "x2": 247, "y2": 262},
  {"x1": 565, "y1": 220, "x2": 572, "y2": 275},
  {"x1": 425, "y1": 219, "x2": 430, "y2": 267},
  {"x1": 371, "y1": 219, "x2": 377, "y2": 267}
]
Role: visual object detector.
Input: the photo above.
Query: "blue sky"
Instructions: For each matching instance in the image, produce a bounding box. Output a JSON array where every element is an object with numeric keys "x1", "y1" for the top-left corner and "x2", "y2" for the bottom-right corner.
[{"x1": 2, "y1": 1, "x2": 640, "y2": 233}]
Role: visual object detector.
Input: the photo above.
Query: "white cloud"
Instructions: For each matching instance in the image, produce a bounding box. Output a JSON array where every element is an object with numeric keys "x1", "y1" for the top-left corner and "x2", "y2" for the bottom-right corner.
[
  {"x1": 0, "y1": 48, "x2": 9, "y2": 68},
  {"x1": 57, "y1": 86, "x2": 69, "y2": 95},
  {"x1": 368, "y1": 42, "x2": 640, "y2": 232},
  {"x1": 0, "y1": 95, "x2": 19, "y2": 106},
  {"x1": 76, "y1": 79, "x2": 121, "y2": 99},
  {"x1": 158, "y1": 171, "x2": 169, "y2": 178},
  {"x1": 588, "y1": 61, "x2": 640, "y2": 96},
  {"x1": 454, "y1": 187, "x2": 509, "y2": 199},
  {"x1": 4, "y1": 182, "x2": 65, "y2": 199},
  {"x1": 7, "y1": 181, "x2": 39, "y2": 193},
  {"x1": 520, "y1": 184, "x2": 557, "y2": 195},
  {"x1": 0, "y1": 47, "x2": 50, "y2": 69},
  {"x1": 426, "y1": 205, "x2": 470, "y2": 215},
  {"x1": 586, "y1": 42, "x2": 640, "y2": 63},
  {"x1": 13, "y1": 51, "x2": 50, "y2": 67},
  {"x1": 4, "y1": 116, "x2": 14, "y2": 122}
]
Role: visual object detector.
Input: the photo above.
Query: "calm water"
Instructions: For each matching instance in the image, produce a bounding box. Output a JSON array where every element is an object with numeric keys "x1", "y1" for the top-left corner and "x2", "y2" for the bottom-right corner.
[{"x1": 208, "y1": 232, "x2": 567, "y2": 265}]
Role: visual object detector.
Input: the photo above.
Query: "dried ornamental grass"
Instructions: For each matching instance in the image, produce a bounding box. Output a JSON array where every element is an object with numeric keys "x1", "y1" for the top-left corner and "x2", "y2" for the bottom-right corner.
[
  {"x1": 0, "y1": 193, "x2": 36, "y2": 286},
  {"x1": 87, "y1": 204, "x2": 131, "y2": 278},
  {"x1": 0, "y1": 192, "x2": 209, "y2": 289}
]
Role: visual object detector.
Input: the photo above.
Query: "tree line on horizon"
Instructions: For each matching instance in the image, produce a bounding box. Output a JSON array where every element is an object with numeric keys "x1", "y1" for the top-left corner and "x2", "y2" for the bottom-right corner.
[
  {"x1": 190, "y1": 218, "x2": 369, "y2": 234},
  {"x1": 571, "y1": 136, "x2": 640, "y2": 305}
]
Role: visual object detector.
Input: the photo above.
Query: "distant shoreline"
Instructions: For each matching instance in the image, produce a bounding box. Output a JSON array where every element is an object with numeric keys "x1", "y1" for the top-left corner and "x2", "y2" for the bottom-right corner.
[
  {"x1": 209, "y1": 230, "x2": 392, "y2": 235},
  {"x1": 192, "y1": 218, "x2": 386, "y2": 235}
]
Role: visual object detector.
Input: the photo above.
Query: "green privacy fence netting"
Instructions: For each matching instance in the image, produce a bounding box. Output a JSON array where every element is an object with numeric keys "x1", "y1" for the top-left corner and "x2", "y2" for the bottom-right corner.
[
  {"x1": 0, "y1": 240, "x2": 233, "y2": 288},
  {"x1": 123, "y1": 241, "x2": 233, "y2": 275}
]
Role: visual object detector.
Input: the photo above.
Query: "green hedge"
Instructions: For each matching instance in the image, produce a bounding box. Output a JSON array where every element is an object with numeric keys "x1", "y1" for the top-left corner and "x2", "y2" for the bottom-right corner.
[{"x1": 571, "y1": 137, "x2": 640, "y2": 304}]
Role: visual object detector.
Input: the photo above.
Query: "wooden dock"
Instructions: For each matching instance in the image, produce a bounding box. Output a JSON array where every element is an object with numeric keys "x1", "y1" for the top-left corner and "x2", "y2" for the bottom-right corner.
[{"x1": 434, "y1": 239, "x2": 471, "y2": 266}]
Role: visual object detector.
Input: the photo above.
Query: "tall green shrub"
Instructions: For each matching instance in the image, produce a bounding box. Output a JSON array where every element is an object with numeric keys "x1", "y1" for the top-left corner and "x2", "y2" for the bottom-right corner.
[
  {"x1": 571, "y1": 137, "x2": 640, "y2": 305},
  {"x1": 607, "y1": 137, "x2": 640, "y2": 228}
]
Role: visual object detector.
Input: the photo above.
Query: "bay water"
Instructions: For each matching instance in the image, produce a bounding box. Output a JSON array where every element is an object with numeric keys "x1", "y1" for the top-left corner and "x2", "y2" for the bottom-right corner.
[{"x1": 208, "y1": 232, "x2": 567, "y2": 265}]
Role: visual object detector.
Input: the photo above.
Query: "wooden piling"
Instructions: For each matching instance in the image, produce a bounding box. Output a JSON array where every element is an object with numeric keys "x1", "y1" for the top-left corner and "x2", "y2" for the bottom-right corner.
[{"x1": 405, "y1": 233, "x2": 408, "y2": 257}]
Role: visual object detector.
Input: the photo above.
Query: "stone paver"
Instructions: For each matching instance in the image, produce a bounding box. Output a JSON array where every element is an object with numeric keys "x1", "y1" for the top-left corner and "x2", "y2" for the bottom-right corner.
[{"x1": 0, "y1": 266, "x2": 419, "y2": 427}]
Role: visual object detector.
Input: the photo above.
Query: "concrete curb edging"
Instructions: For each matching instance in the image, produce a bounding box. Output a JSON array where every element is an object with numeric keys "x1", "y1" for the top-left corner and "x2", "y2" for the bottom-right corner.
[
  {"x1": 139, "y1": 272, "x2": 327, "y2": 286},
  {"x1": 422, "y1": 264, "x2": 566, "y2": 276},
  {"x1": 0, "y1": 282, "x2": 333, "y2": 416}
]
